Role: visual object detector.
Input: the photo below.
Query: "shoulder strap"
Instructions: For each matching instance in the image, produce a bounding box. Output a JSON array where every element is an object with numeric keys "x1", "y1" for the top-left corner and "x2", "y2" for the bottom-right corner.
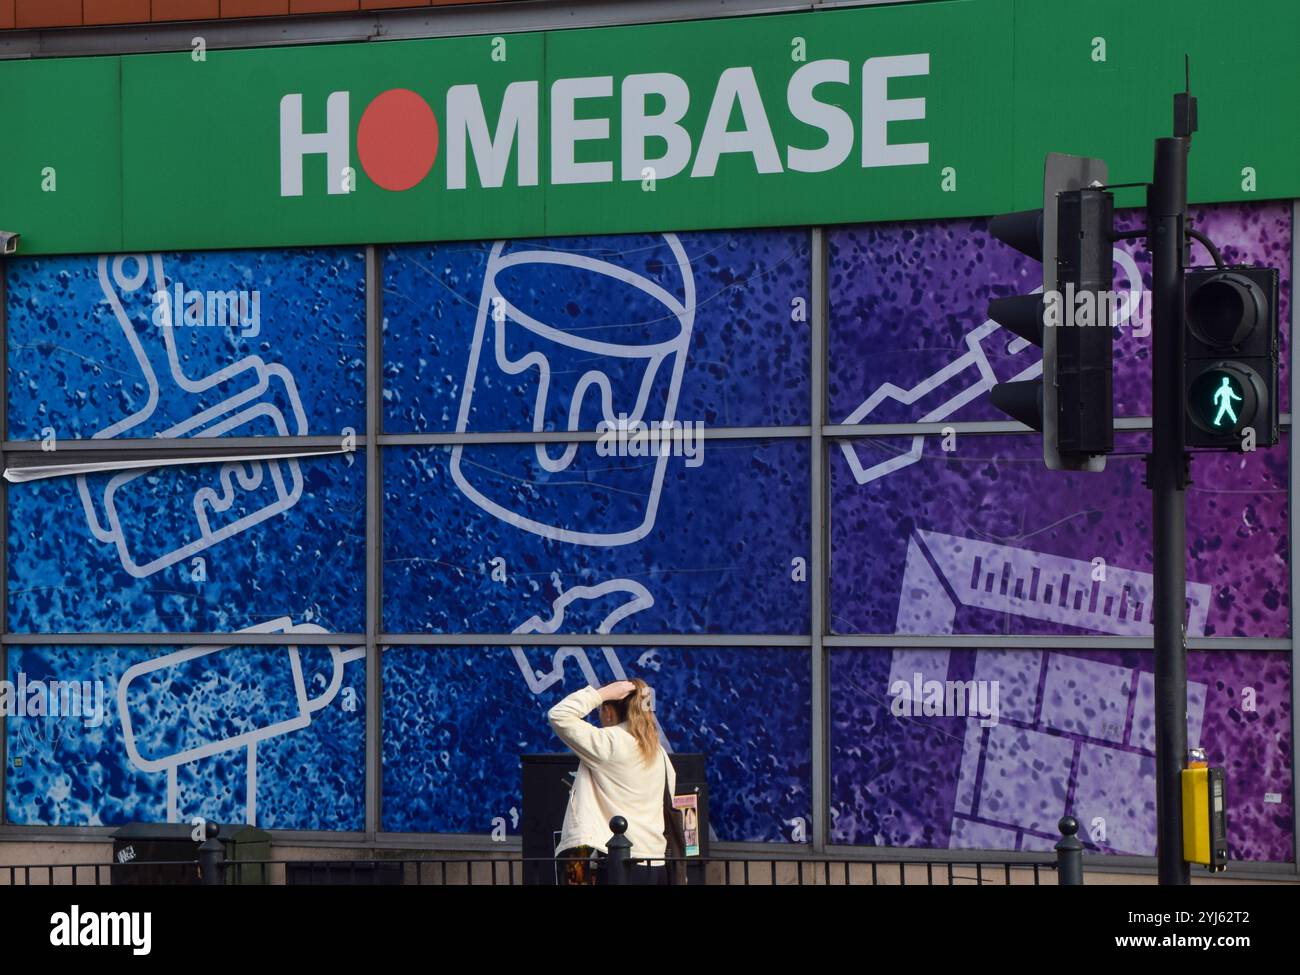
[{"x1": 660, "y1": 751, "x2": 687, "y2": 882}]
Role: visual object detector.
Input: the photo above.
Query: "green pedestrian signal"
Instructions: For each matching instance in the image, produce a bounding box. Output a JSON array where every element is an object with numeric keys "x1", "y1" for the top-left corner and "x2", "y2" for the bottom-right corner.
[
  {"x1": 1187, "y1": 365, "x2": 1258, "y2": 437},
  {"x1": 1211, "y1": 374, "x2": 1241, "y2": 427},
  {"x1": 1184, "y1": 267, "x2": 1279, "y2": 450}
]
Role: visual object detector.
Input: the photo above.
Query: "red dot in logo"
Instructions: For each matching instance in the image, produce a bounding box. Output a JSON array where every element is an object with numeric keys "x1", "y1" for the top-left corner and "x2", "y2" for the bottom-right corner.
[{"x1": 356, "y1": 88, "x2": 439, "y2": 192}]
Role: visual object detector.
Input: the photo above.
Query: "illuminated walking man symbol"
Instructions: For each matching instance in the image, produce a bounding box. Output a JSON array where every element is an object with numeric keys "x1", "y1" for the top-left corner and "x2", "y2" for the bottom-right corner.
[{"x1": 1212, "y1": 375, "x2": 1242, "y2": 427}]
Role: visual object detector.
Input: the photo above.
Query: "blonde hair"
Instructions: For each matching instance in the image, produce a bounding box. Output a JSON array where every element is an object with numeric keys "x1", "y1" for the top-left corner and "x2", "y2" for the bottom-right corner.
[{"x1": 605, "y1": 678, "x2": 659, "y2": 765}]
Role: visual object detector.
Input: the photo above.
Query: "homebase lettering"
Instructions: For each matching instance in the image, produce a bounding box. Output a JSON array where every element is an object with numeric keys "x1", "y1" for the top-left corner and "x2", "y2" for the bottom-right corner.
[
  {"x1": 49, "y1": 906, "x2": 152, "y2": 956},
  {"x1": 596, "y1": 417, "x2": 705, "y2": 467}
]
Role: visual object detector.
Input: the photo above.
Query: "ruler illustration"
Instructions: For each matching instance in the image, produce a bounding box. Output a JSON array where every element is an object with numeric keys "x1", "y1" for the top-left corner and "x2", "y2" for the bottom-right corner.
[{"x1": 896, "y1": 529, "x2": 1211, "y2": 638}]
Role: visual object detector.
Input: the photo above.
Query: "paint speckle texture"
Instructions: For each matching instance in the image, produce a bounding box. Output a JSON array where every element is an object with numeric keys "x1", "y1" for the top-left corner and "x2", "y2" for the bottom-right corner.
[
  {"x1": 6, "y1": 645, "x2": 365, "y2": 830},
  {"x1": 382, "y1": 439, "x2": 810, "y2": 635},
  {"x1": 6, "y1": 248, "x2": 366, "y2": 441},
  {"x1": 383, "y1": 230, "x2": 810, "y2": 433},
  {"x1": 829, "y1": 647, "x2": 1291, "y2": 861},
  {"x1": 8, "y1": 453, "x2": 366, "y2": 633},
  {"x1": 829, "y1": 432, "x2": 1288, "y2": 638},
  {"x1": 828, "y1": 202, "x2": 1290, "y2": 424},
  {"x1": 382, "y1": 645, "x2": 809, "y2": 842},
  {"x1": 0, "y1": 210, "x2": 1290, "y2": 861}
]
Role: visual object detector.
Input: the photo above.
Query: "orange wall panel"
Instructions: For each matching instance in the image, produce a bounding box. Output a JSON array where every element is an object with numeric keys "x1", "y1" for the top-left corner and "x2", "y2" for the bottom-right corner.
[
  {"x1": 220, "y1": 0, "x2": 289, "y2": 16},
  {"x1": 289, "y1": 0, "x2": 360, "y2": 13},
  {"x1": 152, "y1": 0, "x2": 222, "y2": 21},
  {"x1": 85, "y1": 0, "x2": 151, "y2": 24},
  {"x1": 0, "y1": 0, "x2": 513, "y2": 28},
  {"x1": 15, "y1": 0, "x2": 82, "y2": 28}
]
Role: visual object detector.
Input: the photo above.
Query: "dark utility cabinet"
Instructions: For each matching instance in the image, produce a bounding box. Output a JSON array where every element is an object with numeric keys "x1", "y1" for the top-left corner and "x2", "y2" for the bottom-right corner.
[{"x1": 522, "y1": 752, "x2": 708, "y2": 885}]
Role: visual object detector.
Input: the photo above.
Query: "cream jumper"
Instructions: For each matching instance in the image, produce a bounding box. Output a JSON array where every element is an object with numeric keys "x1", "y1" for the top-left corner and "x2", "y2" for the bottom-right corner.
[{"x1": 547, "y1": 686, "x2": 676, "y2": 858}]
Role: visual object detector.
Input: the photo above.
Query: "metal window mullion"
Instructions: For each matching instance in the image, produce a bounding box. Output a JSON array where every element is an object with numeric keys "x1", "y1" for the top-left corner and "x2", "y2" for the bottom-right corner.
[
  {"x1": 366, "y1": 245, "x2": 383, "y2": 842},
  {"x1": 823, "y1": 417, "x2": 1159, "y2": 438},
  {"x1": 1, "y1": 259, "x2": 7, "y2": 826},
  {"x1": 1, "y1": 435, "x2": 365, "y2": 453},
  {"x1": 378, "y1": 633, "x2": 810, "y2": 647},
  {"x1": 1, "y1": 631, "x2": 1280, "y2": 649},
  {"x1": 0, "y1": 632, "x2": 817, "y2": 647},
  {"x1": 7, "y1": 420, "x2": 1292, "y2": 454},
  {"x1": 0, "y1": 633, "x2": 367, "y2": 646},
  {"x1": 824, "y1": 415, "x2": 1292, "y2": 440},
  {"x1": 1291, "y1": 201, "x2": 1299, "y2": 874},
  {"x1": 810, "y1": 227, "x2": 828, "y2": 853},
  {"x1": 377, "y1": 426, "x2": 810, "y2": 445},
  {"x1": 822, "y1": 634, "x2": 1291, "y2": 651}
]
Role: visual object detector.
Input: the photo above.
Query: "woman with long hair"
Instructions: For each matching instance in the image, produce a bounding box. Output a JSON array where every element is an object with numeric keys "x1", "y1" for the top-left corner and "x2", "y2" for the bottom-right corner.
[{"x1": 547, "y1": 678, "x2": 675, "y2": 885}]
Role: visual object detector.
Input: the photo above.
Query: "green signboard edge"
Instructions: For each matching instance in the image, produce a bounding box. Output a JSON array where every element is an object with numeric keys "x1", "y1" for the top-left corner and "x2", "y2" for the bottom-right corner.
[{"x1": 0, "y1": 0, "x2": 1295, "y2": 256}]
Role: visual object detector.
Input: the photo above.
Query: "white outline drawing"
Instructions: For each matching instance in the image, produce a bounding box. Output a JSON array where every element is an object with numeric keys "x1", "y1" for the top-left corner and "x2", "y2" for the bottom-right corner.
[
  {"x1": 451, "y1": 235, "x2": 696, "y2": 547},
  {"x1": 117, "y1": 617, "x2": 364, "y2": 825},
  {"x1": 511, "y1": 579, "x2": 674, "y2": 749},
  {"x1": 894, "y1": 528, "x2": 1210, "y2": 639},
  {"x1": 77, "y1": 254, "x2": 310, "y2": 577},
  {"x1": 887, "y1": 530, "x2": 1211, "y2": 855},
  {"x1": 839, "y1": 247, "x2": 1143, "y2": 486},
  {"x1": 512, "y1": 580, "x2": 725, "y2": 842}
]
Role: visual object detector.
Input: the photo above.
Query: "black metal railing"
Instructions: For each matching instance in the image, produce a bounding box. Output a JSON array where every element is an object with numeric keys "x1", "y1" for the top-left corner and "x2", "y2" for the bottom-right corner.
[
  {"x1": 0, "y1": 816, "x2": 1086, "y2": 887},
  {"x1": 602, "y1": 814, "x2": 1083, "y2": 886}
]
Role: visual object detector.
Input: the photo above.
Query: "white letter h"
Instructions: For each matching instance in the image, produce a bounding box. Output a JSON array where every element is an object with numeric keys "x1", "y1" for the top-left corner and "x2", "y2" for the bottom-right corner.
[{"x1": 280, "y1": 91, "x2": 350, "y2": 197}]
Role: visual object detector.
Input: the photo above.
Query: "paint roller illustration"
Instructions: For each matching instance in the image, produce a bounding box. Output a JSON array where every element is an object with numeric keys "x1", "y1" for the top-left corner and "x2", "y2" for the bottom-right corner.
[
  {"x1": 450, "y1": 235, "x2": 696, "y2": 547},
  {"x1": 76, "y1": 254, "x2": 310, "y2": 578},
  {"x1": 117, "y1": 618, "x2": 364, "y2": 824},
  {"x1": 839, "y1": 247, "x2": 1144, "y2": 486}
]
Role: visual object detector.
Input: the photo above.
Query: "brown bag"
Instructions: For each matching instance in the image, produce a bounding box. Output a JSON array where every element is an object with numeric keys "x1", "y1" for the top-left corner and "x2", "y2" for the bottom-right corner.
[{"x1": 661, "y1": 752, "x2": 689, "y2": 885}]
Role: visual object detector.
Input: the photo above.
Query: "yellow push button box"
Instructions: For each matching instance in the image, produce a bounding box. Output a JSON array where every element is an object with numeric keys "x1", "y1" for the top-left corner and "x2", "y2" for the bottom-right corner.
[{"x1": 1181, "y1": 765, "x2": 1227, "y2": 871}]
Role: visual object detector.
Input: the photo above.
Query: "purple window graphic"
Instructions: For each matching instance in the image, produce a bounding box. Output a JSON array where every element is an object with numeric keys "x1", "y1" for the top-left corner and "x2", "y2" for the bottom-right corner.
[
  {"x1": 830, "y1": 646, "x2": 1292, "y2": 862},
  {"x1": 825, "y1": 200, "x2": 1292, "y2": 862}
]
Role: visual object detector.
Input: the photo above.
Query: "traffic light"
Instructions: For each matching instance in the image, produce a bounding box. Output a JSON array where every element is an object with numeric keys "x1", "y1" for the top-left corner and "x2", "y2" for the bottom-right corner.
[
  {"x1": 1184, "y1": 266, "x2": 1279, "y2": 450},
  {"x1": 1054, "y1": 187, "x2": 1115, "y2": 459},
  {"x1": 988, "y1": 153, "x2": 1115, "y2": 471}
]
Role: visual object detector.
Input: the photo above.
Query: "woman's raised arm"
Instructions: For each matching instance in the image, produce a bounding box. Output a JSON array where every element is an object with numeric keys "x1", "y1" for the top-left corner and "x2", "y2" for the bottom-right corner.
[{"x1": 547, "y1": 683, "x2": 630, "y2": 764}]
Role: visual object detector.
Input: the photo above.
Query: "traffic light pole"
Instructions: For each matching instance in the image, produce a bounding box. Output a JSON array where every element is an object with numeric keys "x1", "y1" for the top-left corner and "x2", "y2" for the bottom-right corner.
[{"x1": 1148, "y1": 127, "x2": 1192, "y2": 886}]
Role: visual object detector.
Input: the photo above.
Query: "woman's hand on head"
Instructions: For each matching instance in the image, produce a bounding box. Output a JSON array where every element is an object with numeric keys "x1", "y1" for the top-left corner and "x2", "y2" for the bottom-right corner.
[{"x1": 598, "y1": 680, "x2": 637, "y2": 702}]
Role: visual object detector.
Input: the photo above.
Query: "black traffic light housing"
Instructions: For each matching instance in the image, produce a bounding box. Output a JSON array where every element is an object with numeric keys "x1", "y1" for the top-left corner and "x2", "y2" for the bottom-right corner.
[
  {"x1": 1054, "y1": 187, "x2": 1115, "y2": 458},
  {"x1": 987, "y1": 209, "x2": 1046, "y2": 429},
  {"x1": 987, "y1": 153, "x2": 1115, "y2": 471},
  {"x1": 1183, "y1": 266, "x2": 1279, "y2": 449}
]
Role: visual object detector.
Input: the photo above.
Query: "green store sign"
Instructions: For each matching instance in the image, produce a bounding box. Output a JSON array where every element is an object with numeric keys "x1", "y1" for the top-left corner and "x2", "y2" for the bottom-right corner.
[{"x1": 1, "y1": 0, "x2": 1296, "y2": 255}]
